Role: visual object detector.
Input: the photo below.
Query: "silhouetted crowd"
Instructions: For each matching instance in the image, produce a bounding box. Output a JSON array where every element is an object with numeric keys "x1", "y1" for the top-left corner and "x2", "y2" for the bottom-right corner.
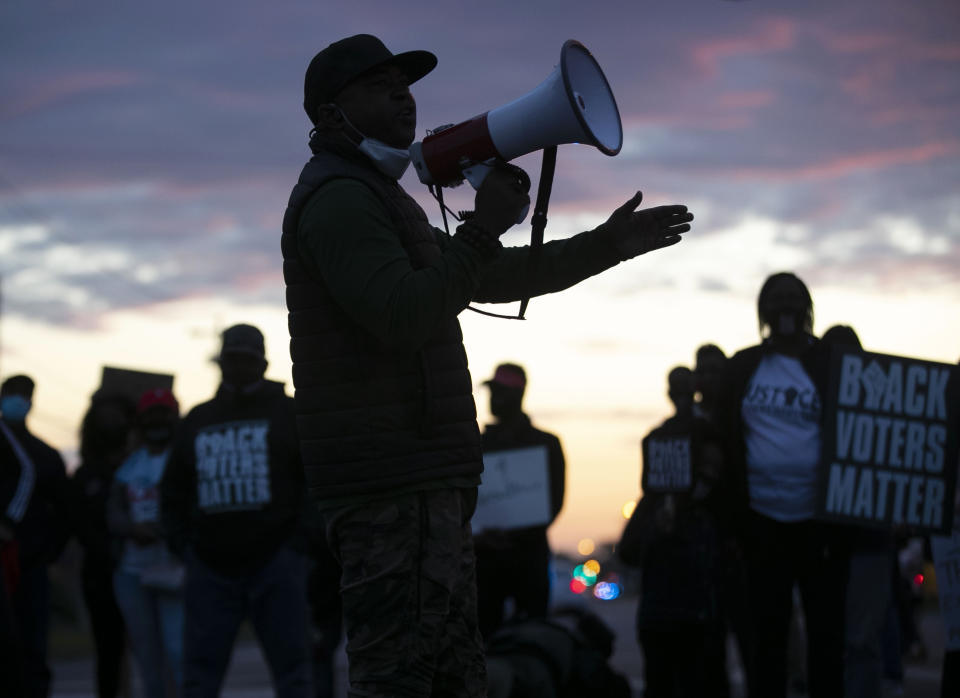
[
  {"x1": 618, "y1": 271, "x2": 959, "y2": 698},
  {"x1": 1, "y1": 325, "x2": 342, "y2": 698},
  {"x1": 2, "y1": 271, "x2": 956, "y2": 698}
]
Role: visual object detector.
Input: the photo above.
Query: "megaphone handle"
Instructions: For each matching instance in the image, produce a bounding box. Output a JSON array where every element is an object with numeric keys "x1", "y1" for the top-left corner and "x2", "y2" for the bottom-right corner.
[{"x1": 518, "y1": 146, "x2": 558, "y2": 320}]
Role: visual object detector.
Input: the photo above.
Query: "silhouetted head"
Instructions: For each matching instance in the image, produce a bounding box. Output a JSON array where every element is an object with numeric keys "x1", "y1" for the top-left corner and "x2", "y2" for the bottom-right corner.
[
  {"x1": 694, "y1": 344, "x2": 726, "y2": 406},
  {"x1": 821, "y1": 324, "x2": 862, "y2": 349},
  {"x1": 218, "y1": 324, "x2": 268, "y2": 389},
  {"x1": 81, "y1": 392, "x2": 137, "y2": 463},
  {"x1": 757, "y1": 272, "x2": 814, "y2": 340},
  {"x1": 1, "y1": 374, "x2": 35, "y2": 422},
  {"x1": 305, "y1": 35, "x2": 436, "y2": 148},
  {"x1": 1, "y1": 374, "x2": 34, "y2": 399},
  {"x1": 667, "y1": 366, "x2": 694, "y2": 415},
  {"x1": 484, "y1": 363, "x2": 526, "y2": 422}
]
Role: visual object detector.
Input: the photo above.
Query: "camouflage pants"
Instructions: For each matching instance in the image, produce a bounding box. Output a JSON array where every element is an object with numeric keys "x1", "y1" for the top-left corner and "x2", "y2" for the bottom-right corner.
[{"x1": 322, "y1": 488, "x2": 486, "y2": 697}]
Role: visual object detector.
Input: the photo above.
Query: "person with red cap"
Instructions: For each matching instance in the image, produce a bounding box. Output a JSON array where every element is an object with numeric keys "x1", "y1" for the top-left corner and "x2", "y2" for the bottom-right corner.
[
  {"x1": 284, "y1": 34, "x2": 694, "y2": 696},
  {"x1": 475, "y1": 363, "x2": 566, "y2": 640},
  {"x1": 107, "y1": 387, "x2": 184, "y2": 698}
]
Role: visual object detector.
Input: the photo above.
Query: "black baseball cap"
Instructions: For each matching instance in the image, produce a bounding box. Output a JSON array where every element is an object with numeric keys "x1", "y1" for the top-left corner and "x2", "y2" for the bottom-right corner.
[
  {"x1": 220, "y1": 324, "x2": 265, "y2": 360},
  {"x1": 303, "y1": 34, "x2": 437, "y2": 124}
]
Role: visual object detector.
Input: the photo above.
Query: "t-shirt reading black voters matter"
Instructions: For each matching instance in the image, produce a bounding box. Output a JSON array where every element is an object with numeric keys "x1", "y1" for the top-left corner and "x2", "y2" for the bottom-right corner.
[
  {"x1": 194, "y1": 420, "x2": 272, "y2": 512},
  {"x1": 160, "y1": 380, "x2": 305, "y2": 573},
  {"x1": 742, "y1": 353, "x2": 822, "y2": 521}
]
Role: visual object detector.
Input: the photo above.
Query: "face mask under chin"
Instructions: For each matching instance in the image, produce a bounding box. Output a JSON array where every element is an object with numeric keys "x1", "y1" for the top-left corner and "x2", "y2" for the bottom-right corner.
[
  {"x1": 357, "y1": 137, "x2": 411, "y2": 179},
  {"x1": 329, "y1": 104, "x2": 411, "y2": 180}
]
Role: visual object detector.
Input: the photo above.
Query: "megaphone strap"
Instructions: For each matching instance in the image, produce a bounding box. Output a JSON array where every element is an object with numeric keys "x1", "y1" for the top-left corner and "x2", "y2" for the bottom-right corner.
[
  {"x1": 517, "y1": 146, "x2": 557, "y2": 320},
  {"x1": 428, "y1": 147, "x2": 557, "y2": 321}
]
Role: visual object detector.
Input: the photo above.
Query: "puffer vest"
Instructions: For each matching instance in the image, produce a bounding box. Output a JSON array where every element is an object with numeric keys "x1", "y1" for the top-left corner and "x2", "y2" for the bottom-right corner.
[{"x1": 281, "y1": 137, "x2": 483, "y2": 498}]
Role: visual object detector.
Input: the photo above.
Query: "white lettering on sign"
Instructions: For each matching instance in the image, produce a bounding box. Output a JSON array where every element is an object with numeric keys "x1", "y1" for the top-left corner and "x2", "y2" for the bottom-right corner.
[
  {"x1": 194, "y1": 421, "x2": 271, "y2": 513},
  {"x1": 824, "y1": 463, "x2": 945, "y2": 528},
  {"x1": 835, "y1": 411, "x2": 946, "y2": 473},
  {"x1": 836, "y1": 355, "x2": 949, "y2": 419}
]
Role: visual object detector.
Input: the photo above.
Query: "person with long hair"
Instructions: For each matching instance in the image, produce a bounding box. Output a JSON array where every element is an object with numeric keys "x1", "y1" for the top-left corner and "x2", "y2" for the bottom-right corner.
[{"x1": 72, "y1": 391, "x2": 136, "y2": 698}]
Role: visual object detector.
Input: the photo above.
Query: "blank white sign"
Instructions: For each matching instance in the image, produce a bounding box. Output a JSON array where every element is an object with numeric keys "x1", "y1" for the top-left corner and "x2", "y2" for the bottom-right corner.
[{"x1": 472, "y1": 446, "x2": 551, "y2": 533}]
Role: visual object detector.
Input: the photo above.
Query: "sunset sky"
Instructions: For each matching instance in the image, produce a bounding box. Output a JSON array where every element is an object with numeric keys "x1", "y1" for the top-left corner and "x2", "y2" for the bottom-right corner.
[{"x1": 2, "y1": 0, "x2": 958, "y2": 552}]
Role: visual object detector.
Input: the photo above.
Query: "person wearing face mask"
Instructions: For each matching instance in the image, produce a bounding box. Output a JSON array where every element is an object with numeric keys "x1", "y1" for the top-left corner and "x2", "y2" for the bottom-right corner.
[
  {"x1": 474, "y1": 363, "x2": 565, "y2": 640},
  {"x1": 285, "y1": 34, "x2": 694, "y2": 696},
  {"x1": 0, "y1": 374, "x2": 71, "y2": 698},
  {"x1": 1, "y1": 393, "x2": 32, "y2": 698},
  {"x1": 619, "y1": 365, "x2": 728, "y2": 698},
  {"x1": 716, "y1": 272, "x2": 849, "y2": 698},
  {"x1": 160, "y1": 324, "x2": 311, "y2": 698},
  {"x1": 107, "y1": 387, "x2": 184, "y2": 698}
]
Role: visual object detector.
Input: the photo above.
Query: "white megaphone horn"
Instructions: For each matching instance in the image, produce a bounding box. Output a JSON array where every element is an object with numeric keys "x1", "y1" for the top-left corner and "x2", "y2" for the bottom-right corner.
[{"x1": 409, "y1": 40, "x2": 622, "y2": 188}]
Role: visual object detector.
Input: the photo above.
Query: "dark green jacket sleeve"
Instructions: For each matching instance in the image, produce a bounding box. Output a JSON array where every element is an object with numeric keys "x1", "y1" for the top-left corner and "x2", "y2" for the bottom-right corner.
[
  {"x1": 297, "y1": 179, "x2": 490, "y2": 352},
  {"x1": 471, "y1": 229, "x2": 623, "y2": 304},
  {"x1": 298, "y1": 178, "x2": 625, "y2": 349}
]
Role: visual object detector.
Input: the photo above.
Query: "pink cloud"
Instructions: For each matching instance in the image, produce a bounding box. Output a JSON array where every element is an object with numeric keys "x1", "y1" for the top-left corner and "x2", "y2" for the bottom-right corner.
[
  {"x1": 620, "y1": 90, "x2": 775, "y2": 132},
  {"x1": 817, "y1": 26, "x2": 960, "y2": 63},
  {"x1": 729, "y1": 140, "x2": 960, "y2": 181},
  {"x1": 178, "y1": 83, "x2": 272, "y2": 110},
  {"x1": 819, "y1": 32, "x2": 900, "y2": 54},
  {"x1": 623, "y1": 111, "x2": 753, "y2": 131},
  {"x1": 840, "y1": 62, "x2": 897, "y2": 99},
  {"x1": 715, "y1": 90, "x2": 777, "y2": 110},
  {"x1": 870, "y1": 103, "x2": 958, "y2": 126},
  {"x1": 691, "y1": 17, "x2": 797, "y2": 78},
  {"x1": 1, "y1": 70, "x2": 142, "y2": 118},
  {"x1": 233, "y1": 269, "x2": 283, "y2": 292},
  {"x1": 203, "y1": 215, "x2": 239, "y2": 234}
]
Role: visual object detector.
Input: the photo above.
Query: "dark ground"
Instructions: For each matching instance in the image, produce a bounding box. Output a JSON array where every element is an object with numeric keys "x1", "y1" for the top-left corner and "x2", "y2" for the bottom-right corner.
[{"x1": 49, "y1": 592, "x2": 946, "y2": 697}]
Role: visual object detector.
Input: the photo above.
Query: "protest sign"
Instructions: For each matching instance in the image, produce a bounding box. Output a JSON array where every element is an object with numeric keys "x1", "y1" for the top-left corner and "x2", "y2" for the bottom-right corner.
[
  {"x1": 817, "y1": 350, "x2": 958, "y2": 535},
  {"x1": 100, "y1": 366, "x2": 174, "y2": 402},
  {"x1": 642, "y1": 432, "x2": 692, "y2": 493},
  {"x1": 473, "y1": 446, "x2": 550, "y2": 533}
]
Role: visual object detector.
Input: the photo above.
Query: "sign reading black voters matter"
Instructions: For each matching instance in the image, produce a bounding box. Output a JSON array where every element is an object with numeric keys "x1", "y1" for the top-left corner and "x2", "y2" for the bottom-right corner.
[
  {"x1": 194, "y1": 420, "x2": 272, "y2": 512},
  {"x1": 818, "y1": 350, "x2": 958, "y2": 535},
  {"x1": 642, "y1": 431, "x2": 693, "y2": 493},
  {"x1": 473, "y1": 446, "x2": 551, "y2": 533}
]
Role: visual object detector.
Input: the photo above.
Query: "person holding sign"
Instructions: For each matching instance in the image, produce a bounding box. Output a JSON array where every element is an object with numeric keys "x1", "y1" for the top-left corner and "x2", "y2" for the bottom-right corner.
[
  {"x1": 820, "y1": 324, "x2": 898, "y2": 698},
  {"x1": 620, "y1": 365, "x2": 728, "y2": 698},
  {"x1": 716, "y1": 272, "x2": 848, "y2": 698},
  {"x1": 160, "y1": 325, "x2": 312, "y2": 698},
  {"x1": 475, "y1": 363, "x2": 566, "y2": 640}
]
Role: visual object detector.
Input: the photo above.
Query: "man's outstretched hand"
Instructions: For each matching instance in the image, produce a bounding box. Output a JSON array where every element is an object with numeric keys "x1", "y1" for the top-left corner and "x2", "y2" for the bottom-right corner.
[{"x1": 597, "y1": 191, "x2": 693, "y2": 260}]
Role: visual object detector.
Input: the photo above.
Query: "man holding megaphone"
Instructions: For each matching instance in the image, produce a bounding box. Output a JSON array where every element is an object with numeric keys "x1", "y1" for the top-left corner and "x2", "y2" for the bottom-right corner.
[{"x1": 282, "y1": 33, "x2": 693, "y2": 697}]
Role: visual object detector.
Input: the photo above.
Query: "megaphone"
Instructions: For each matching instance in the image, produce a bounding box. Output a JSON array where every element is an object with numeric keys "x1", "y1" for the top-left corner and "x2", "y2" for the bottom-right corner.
[{"x1": 409, "y1": 40, "x2": 622, "y2": 188}]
